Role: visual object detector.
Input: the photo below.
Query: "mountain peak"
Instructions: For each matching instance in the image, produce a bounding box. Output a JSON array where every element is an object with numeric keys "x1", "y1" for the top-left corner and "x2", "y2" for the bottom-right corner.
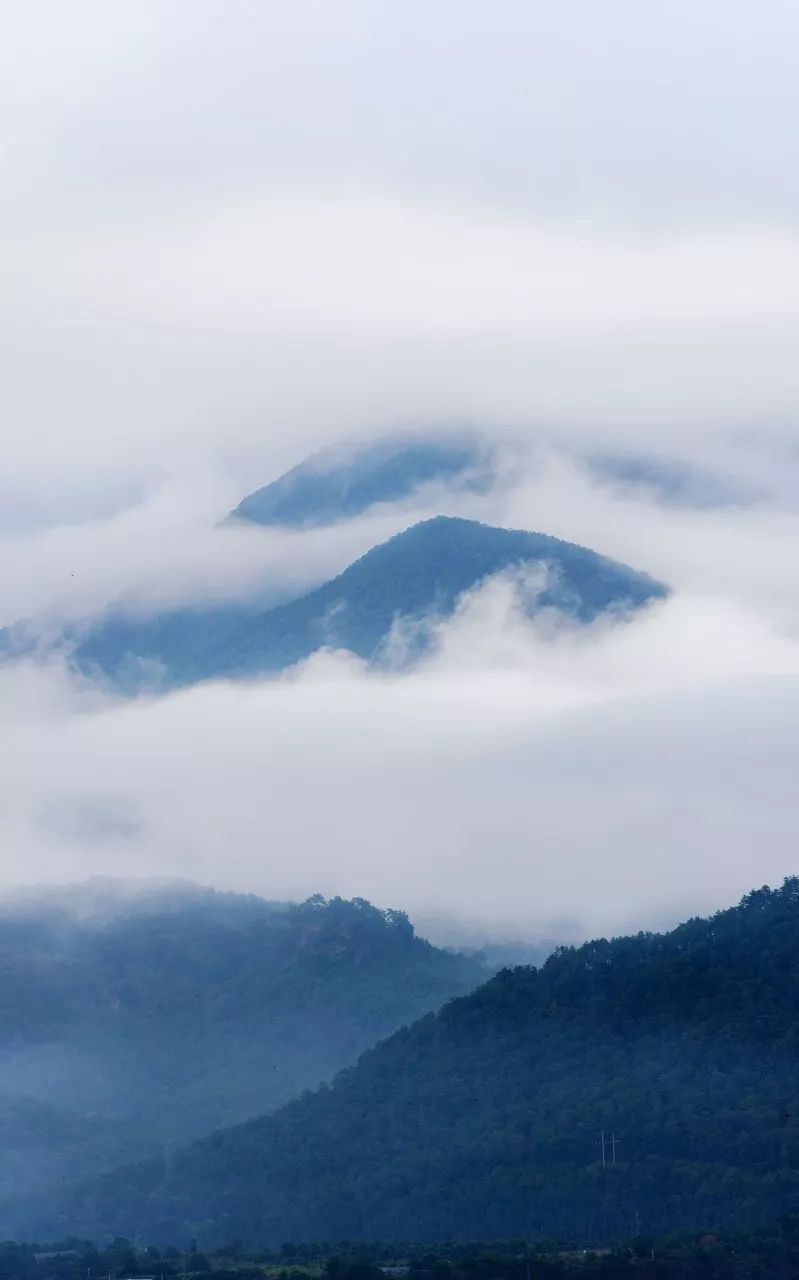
[
  {"x1": 200, "y1": 515, "x2": 666, "y2": 680},
  {"x1": 228, "y1": 434, "x2": 490, "y2": 528}
]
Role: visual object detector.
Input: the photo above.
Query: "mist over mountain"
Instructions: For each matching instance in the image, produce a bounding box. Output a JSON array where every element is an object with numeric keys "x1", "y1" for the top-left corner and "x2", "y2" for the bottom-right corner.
[
  {"x1": 189, "y1": 516, "x2": 666, "y2": 681},
  {"x1": 5, "y1": 430, "x2": 491, "y2": 686},
  {"x1": 0, "y1": 598, "x2": 277, "y2": 696},
  {"x1": 1, "y1": 509, "x2": 666, "y2": 692},
  {"x1": 56, "y1": 879, "x2": 799, "y2": 1247},
  {"x1": 0, "y1": 882, "x2": 486, "y2": 1238},
  {"x1": 5, "y1": 0, "x2": 799, "y2": 1264},
  {"x1": 0, "y1": 1097, "x2": 152, "y2": 1236},
  {"x1": 228, "y1": 435, "x2": 490, "y2": 528},
  {"x1": 584, "y1": 451, "x2": 756, "y2": 509}
]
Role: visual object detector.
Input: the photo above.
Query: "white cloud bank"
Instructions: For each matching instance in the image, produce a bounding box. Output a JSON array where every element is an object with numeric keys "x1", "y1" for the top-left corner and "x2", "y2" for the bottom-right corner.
[
  {"x1": 4, "y1": 0, "x2": 799, "y2": 515},
  {"x1": 2, "y1": 578, "x2": 798, "y2": 942}
]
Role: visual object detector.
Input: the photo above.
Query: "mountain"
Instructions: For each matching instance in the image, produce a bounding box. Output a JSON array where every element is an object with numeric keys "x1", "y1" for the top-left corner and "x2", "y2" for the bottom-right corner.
[
  {"x1": 0, "y1": 517, "x2": 663, "y2": 696},
  {"x1": 56, "y1": 878, "x2": 799, "y2": 1247},
  {"x1": 188, "y1": 516, "x2": 667, "y2": 680},
  {"x1": 0, "y1": 433, "x2": 488, "y2": 690},
  {"x1": 228, "y1": 436, "x2": 489, "y2": 527},
  {"x1": 585, "y1": 451, "x2": 755, "y2": 508},
  {"x1": 0, "y1": 597, "x2": 278, "y2": 694},
  {"x1": 0, "y1": 882, "x2": 485, "y2": 1237},
  {"x1": 0, "y1": 1096, "x2": 153, "y2": 1224},
  {"x1": 4, "y1": 517, "x2": 664, "y2": 690}
]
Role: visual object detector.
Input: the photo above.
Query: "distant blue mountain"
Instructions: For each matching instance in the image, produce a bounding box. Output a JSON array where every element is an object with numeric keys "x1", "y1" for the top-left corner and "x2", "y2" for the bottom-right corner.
[
  {"x1": 1, "y1": 435, "x2": 490, "y2": 691},
  {"x1": 191, "y1": 516, "x2": 667, "y2": 681},
  {"x1": 1, "y1": 517, "x2": 666, "y2": 688},
  {"x1": 0, "y1": 598, "x2": 279, "y2": 695},
  {"x1": 69, "y1": 600, "x2": 271, "y2": 692},
  {"x1": 586, "y1": 450, "x2": 755, "y2": 508},
  {"x1": 229, "y1": 435, "x2": 489, "y2": 527}
]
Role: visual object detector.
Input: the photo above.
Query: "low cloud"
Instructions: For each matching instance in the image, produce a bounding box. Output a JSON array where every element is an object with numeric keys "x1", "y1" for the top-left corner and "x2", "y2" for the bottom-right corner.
[
  {"x1": 1, "y1": 572, "x2": 797, "y2": 943},
  {"x1": 0, "y1": 472, "x2": 497, "y2": 628}
]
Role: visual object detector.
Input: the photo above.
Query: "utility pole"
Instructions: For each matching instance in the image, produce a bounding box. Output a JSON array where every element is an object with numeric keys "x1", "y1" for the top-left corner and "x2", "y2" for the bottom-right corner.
[{"x1": 597, "y1": 1130, "x2": 620, "y2": 1165}]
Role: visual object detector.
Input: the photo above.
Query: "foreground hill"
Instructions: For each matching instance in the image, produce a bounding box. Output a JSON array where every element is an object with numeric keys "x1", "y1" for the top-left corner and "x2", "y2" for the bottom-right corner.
[
  {"x1": 57, "y1": 879, "x2": 799, "y2": 1246},
  {"x1": 189, "y1": 516, "x2": 666, "y2": 679},
  {"x1": 228, "y1": 435, "x2": 489, "y2": 527},
  {"x1": 0, "y1": 883, "x2": 485, "y2": 1236}
]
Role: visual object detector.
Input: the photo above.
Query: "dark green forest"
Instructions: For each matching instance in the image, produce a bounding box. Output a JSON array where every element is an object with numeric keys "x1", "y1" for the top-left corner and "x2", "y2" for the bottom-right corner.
[{"x1": 54, "y1": 879, "x2": 799, "y2": 1247}]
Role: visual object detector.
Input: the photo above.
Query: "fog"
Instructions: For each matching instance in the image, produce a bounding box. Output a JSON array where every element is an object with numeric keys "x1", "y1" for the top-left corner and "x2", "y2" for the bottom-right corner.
[
  {"x1": 1, "y1": 1, "x2": 798, "y2": 941},
  {"x1": 2, "y1": 575, "x2": 798, "y2": 941}
]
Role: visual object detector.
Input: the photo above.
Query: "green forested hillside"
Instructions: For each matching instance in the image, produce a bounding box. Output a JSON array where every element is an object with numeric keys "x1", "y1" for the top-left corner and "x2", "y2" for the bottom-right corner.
[
  {"x1": 56, "y1": 879, "x2": 799, "y2": 1247},
  {"x1": 0, "y1": 886, "x2": 484, "y2": 1134},
  {"x1": 0, "y1": 885, "x2": 485, "y2": 1237},
  {"x1": 0, "y1": 1096, "x2": 154, "y2": 1224}
]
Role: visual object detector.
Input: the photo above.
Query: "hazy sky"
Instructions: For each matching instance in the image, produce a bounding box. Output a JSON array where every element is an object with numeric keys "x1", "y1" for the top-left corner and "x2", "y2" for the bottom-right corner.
[{"x1": 2, "y1": 1, "x2": 799, "y2": 941}]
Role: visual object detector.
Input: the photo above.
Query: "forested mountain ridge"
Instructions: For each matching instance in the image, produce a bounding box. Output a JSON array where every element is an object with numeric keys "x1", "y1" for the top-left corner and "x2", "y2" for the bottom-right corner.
[
  {"x1": 189, "y1": 516, "x2": 666, "y2": 680},
  {"x1": 0, "y1": 885, "x2": 485, "y2": 1130},
  {"x1": 54, "y1": 879, "x2": 799, "y2": 1247},
  {"x1": 0, "y1": 429, "x2": 665, "y2": 690},
  {"x1": 0, "y1": 433, "x2": 488, "y2": 690},
  {"x1": 0, "y1": 1096, "x2": 153, "y2": 1232},
  {"x1": 0, "y1": 517, "x2": 664, "y2": 691},
  {"x1": 0, "y1": 884, "x2": 486, "y2": 1237}
]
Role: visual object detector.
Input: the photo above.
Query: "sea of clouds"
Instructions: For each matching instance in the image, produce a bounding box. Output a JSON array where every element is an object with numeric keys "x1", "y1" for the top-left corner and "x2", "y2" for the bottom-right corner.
[{"x1": 2, "y1": 0, "x2": 799, "y2": 942}]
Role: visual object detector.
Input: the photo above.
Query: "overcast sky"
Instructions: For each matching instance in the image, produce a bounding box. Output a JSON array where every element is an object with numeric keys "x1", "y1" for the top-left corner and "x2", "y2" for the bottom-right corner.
[{"x1": 2, "y1": 1, "x2": 799, "y2": 941}]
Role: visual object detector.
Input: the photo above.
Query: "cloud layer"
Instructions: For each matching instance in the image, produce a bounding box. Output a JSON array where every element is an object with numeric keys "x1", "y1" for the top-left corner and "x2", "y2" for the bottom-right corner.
[{"x1": 2, "y1": 572, "x2": 798, "y2": 942}]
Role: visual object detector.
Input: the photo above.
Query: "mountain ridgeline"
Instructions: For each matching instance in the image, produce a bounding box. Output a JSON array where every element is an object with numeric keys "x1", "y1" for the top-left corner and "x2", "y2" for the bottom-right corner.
[
  {"x1": 55, "y1": 879, "x2": 799, "y2": 1247},
  {"x1": 0, "y1": 885, "x2": 486, "y2": 1238},
  {"x1": 228, "y1": 435, "x2": 490, "y2": 527},
  {"x1": 1, "y1": 518, "x2": 665, "y2": 689},
  {"x1": 51, "y1": 517, "x2": 664, "y2": 689},
  {"x1": 189, "y1": 517, "x2": 666, "y2": 680},
  {"x1": 0, "y1": 433, "x2": 667, "y2": 691}
]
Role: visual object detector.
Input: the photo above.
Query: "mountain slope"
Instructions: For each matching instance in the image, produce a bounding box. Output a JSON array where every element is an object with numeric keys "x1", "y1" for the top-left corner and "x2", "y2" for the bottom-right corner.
[
  {"x1": 0, "y1": 516, "x2": 663, "y2": 691},
  {"x1": 29, "y1": 599, "x2": 277, "y2": 693},
  {"x1": 0, "y1": 433, "x2": 486, "y2": 690},
  {"x1": 0, "y1": 884, "x2": 485, "y2": 1135},
  {"x1": 58, "y1": 879, "x2": 799, "y2": 1246},
  {"x1": 0, "y1": 1095, "x2": 153, "y2": 1224},
  {"x1": 229, "y1": 436, "x2": 488, "y2": 527},
  {"x1": 0, "y1": 883, "x2": 485, "y2": 1237},
  {"x1": 192, "y1": 516, "x2": 667, "y2": 679},
  {"x1": 585, "y1": 451, "x2": 755, "y2": 508}
]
